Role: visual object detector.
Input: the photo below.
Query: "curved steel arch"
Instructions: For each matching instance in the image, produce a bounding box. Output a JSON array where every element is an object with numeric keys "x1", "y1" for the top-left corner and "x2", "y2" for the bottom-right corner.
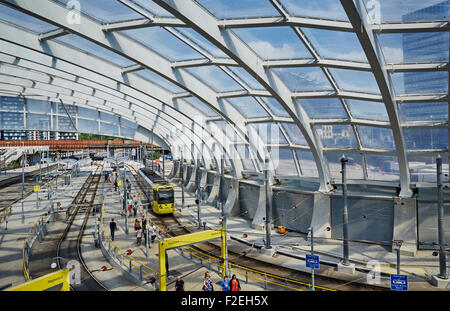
[
  {"x1": 151, "y1": 0, "x2": 333, "y2": 192},
  {"x1": 2, "y1": 0, "x2": 268, "y2": 178},
  {"x1": 0, "y1": 26, "x2": 247, "y2": 176},
  {"x1": 0, "y1": 66, "x2": 218, "y2": 170},
  {"x1": 340, "y1": 0, "x2": 412, "y2": 197}
]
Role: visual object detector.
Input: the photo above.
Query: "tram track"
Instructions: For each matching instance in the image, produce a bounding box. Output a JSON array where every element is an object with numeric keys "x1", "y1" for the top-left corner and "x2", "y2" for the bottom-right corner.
[
  {"x1": 127, "y1": 164, "x2": 388, "y2": 291},
  {"x1": 55, "y1": 162, "x2": 108, "y2": 291}
]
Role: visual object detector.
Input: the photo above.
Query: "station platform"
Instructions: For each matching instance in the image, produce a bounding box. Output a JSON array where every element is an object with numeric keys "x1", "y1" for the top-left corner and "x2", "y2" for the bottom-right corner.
[
  {"x1": 93, "y1": 161, "x2": 265, "y2": 291},
  {"x1": 0, "y1": 164, "x2": 87, "y2": 290},
  {"x1": 1, "y1": 160, "x2": 447, "y2": 291},
  {"x1": 128, "y1": 161, "x2": 449, "y2": 291},
  {"x1": 0, "y1": 162, "x2": 57, "y2": 185}
]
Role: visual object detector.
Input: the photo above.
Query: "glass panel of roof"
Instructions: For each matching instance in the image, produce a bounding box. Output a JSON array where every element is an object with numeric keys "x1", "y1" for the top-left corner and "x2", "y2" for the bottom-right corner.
[
  {"x1": 357, "y1": 126, "x2": 395, "y2": 150},
  {"x1": 328, "y1": 68, "x2": 380, "y2": 94},
  {"x1": 184, "y1": 66, "x2": 244, "y2": 93},
  {"x1": 247, "y1": 122, "x2": 287, "y2": 145},
  {"x1": 235, "y1": 144, "x2": 255, "y2": 170},
  {"x1": 314, "y1": 124, "x2": 358, "y2": 148},
  {"x1": 399, "y1": 102, "x2": 448, "y2": 122},
  {"x1": 128, "y1": 0, "x2": 175, "y2": 17},
  {"x1": 0, "y1": 3, "x2": 58, "y2": 33},
  {"x1": 269, "y1": 148, "x2": 298, "y2": 176},
  {"x1": 295, "y1": 149, "x2": 318, "y2": 177},
  {"x1": 225, "y1": 97, "x2": 268, "y2": 118},
  {"x1": 259, "y1": 97, "x2": 291, "y2": 118},
  {"x1": 173, "y1": 28, "x2": 229, "y2": 59},
  {"x1": 273, "y1": 67, "x2": 333, "y2": 92},
  {"x1": 226, "y1": 67, "x2": 266, "y2": 90},
  {"x1": 135, "y1": 69, "x2": 185, "y2": 93},
  {"x1": 27, "y1": 113, "x2": 50, "y2": 130},
  {"x1": 409, "y1": 156, "x2": 449, "y2": 183},
  {"x1": 346, "y1": 99, "x2": 389, "y2": 121},
  {"x1": 296, "y1": 98, "x2": 347, "y2": 119},
  {"x1": 404, "y1": 128, "x2": 448, "y2": 150},
  {"x1": 391, "y1": 72, "x2": 448, "y2": 95},
  {"x1": 364, "y1": 0, "x2": 450, "y2": 23},
  {"x1": 326, "y1": 153, "x2": 364, "y2": 180},
  {"x1": 120, "y1": 28, "x2": 204, "y2": 62},
  {"x1": 100, "y1": 111, "x2": 118, "y2": 124},
  {"x1": 78, "y1": 107, "x2": 98, "y2": 119},
  {"x1": 302, "y1": 28, "x2": 367, "y2": 62},
  {"x1": 57, "y1": 116, "x2": 76, "y2": 131},
  {"x1": 1, "y1": 112, "x2": 24, "y2": 129},
  {"x1": 27, "y1": 99, "x2": 51, "y2": 114},
  {"x1": 195, "y1": 0, "x2": 281, "y2": 19},
  {"x1": 377, "y1": 32, "x2": 449, "y2": 63},
  {"x1": 121, "y1": 117, "x2": 138, "y2": 129},
  {"x1": 100, "y1": 122, "x2": 119, "y2": 136},
  {"x1": 280, "y1": 0, "x2": 349, "y2": 21},
  {"x1": 1, "y1": 96, "x2": 24, "y2": 111},
  {"x1": 56, "y1": 34, "x2": 135, "y2": 67},
  {"x1": 232, "y1": 27, "x2": 312, "y2": 60},
  {"x1": 212, "y1": 120, "x2": 244, "y2": 143},
  {"x1": 280, "y1": 123, "x2": 308, "y2": 146},
  {"x1": 120, "y1": 126, "x2": 135, "y2": 138},
  {"x1": 365, "y1": 154, "x2": 399, "y2": 182},
  {"x1": 55, "y1": 0, "x2": 142, "y2": 23},
  {"x1": 181, "y1": 97, "x2": 217, "y2": 117},
  {"x1": 78, "y1": 118, "x2": 98, "y2": 134}
]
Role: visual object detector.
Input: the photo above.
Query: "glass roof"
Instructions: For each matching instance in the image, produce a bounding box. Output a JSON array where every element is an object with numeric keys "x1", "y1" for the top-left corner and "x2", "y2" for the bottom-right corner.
[{"x1": 0, "y1": 0, "x2": 448, "y2": 187}]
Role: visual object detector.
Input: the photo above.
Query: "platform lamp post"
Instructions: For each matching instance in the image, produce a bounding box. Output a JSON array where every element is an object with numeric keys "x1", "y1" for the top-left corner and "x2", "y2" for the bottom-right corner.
[
  {"x1": 21, "y1": 151, "x2": 25, "y2": 209},
  {"x1": 340, "y1": 155, "x2": 350, "y2": 266},
  {"x1": 219, "y1": 155, "x2": 229, "y2": 277},
  {"x1": 308, "y1": 226, "x2": 315, "y2": 291},
  {"x1": 436, "y1": 155, "x2": 448, "y2": 280},
  {"x1": 196, "y1": 157, "x2": 202, "y2": 229},
  {"x1": 123, "y1": 160, "x2": 128, "y2": 235},
  {"x1": 39, "y1": 150, "x2": 42, "y2": 182},
  {"x1": 264, "y1": 156, "x2": 272, "y2": 250},
  {"x1": 180, "y1": 152, "x2": 185, "y2": 209}
]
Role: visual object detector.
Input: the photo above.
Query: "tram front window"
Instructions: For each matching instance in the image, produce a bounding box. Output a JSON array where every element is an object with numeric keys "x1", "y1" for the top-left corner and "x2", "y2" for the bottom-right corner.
[{"x1": 157, "y1": 188, "x2": 174, "y2": 204}]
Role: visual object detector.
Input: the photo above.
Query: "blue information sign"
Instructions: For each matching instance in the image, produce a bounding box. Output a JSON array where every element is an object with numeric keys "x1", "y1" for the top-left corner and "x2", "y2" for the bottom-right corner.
[
  {"x1": 390, "y1": 275, "x2": 408, "y2": 291},
  {"x1": 306, "y1": 254, "x2": 320, "y2": 269}
]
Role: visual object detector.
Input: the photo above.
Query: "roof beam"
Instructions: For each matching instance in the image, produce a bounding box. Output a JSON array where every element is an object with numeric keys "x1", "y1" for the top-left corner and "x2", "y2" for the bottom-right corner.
[
  {"x1": 341, "y1": 0, "x2": 412, "y2": 198},
  {"x1": 153, "y1": 0, "x2": 333, "y2": 192},
  {"x1": 217, "y1": 16, "x2": 354, "y2": 32},
  {"x1": 373, "y1": 21, "x2": 450, "y2": 33},
  {"x1": 38, "y1": 28, "x2": 69, "y2": 41}
]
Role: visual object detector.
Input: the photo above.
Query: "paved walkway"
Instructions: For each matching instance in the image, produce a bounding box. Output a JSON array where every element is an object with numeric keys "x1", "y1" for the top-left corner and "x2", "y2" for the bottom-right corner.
[
  {"x1": 96, "y1": 161, "x2": 265, "y2": 291},
  {"x1": 132, "y1": 161, "x2": 449, "y2": 290},
  {"x1": 0, "y1": 165, "x2": 89, "y2": 289}
]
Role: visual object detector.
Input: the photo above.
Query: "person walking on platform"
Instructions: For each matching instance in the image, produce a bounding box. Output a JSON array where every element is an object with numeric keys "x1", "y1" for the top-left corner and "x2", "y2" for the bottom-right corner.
[
  {"x1": 141, "y1": 216, "x2": 147, "y2": 245},
  {"x1": 150, "y1": 223, "x2": 157, "y2": 243},
  {"x1": 133, "y1": 195, "x2": 138, "y2": 216},
  {"x1": 114, "y1": 178, "x2": 118, "y2": 192},
  {"x1": 220, "y1": 276, "x2": 230, "y2": 291},
  {"x1": 202, "y1": 271, "x2": 213, "y2": 291},
  {"x1": 175, "y1": 276, "x2": 184, "y2": 291},
  {"x1": 136, "y1": 227, "x2": 142, "y2": 246},
  {"x1": 230, "y1": 274, "x2": 241, "y2": 291},
  {"x1": 109, "y1": 218, "x2": 118, "y2": 241},
  {"x1": 134, "y1": 219, "x2": 141, "y2": 231}
]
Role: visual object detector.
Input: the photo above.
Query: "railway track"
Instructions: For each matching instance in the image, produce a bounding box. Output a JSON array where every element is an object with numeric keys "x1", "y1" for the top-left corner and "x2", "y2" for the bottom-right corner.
[
  {"x1": 127, "y1": 164, "x2": 387, "y2": 291},
  {"x1": 56, "y1": 162, "x2": 107, "y2": 291}
]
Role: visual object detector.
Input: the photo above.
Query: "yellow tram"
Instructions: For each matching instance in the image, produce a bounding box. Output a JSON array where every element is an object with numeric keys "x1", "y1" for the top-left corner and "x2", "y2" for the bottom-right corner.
[{"x1": 152, "y1": 183, "x2": 175, "y2": 214}]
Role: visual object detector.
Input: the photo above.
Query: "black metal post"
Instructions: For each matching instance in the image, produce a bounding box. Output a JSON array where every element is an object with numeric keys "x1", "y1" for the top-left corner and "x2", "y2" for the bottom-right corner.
[
  {"x1": 436, "y1": 155, "x2": 448, "y2": 279},
  {"x1": 341, "y1": 155, "x2": 350, "y2": 266}
]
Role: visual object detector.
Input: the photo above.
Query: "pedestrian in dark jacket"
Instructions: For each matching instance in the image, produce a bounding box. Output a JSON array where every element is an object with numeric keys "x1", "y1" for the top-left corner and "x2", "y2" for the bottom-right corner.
[{"x1": 110, "y1": 218, "x2": 118, "y2": 241}]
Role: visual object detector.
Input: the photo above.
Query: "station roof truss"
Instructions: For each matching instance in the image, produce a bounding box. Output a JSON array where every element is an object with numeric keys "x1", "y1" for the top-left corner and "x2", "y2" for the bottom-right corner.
[{"x1": 0, "y1": 0, "x2": 448, "y2": 195}]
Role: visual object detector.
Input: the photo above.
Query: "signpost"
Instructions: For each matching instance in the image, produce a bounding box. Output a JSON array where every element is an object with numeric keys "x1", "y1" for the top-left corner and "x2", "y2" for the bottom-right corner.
[
  {"x1": 390, "y1": 274, "x2": 408, "y2": 291},
  {"x1": 306, "y1": 254, "x2": 320, "y2": 270}
]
